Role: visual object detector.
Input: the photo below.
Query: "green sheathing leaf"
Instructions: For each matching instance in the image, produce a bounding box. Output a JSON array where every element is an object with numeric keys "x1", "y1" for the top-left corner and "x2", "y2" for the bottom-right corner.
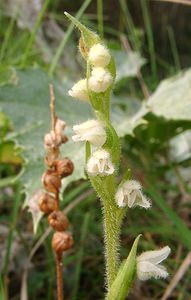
[
  {"x1": 106, "y1": 235, "x2": 141, "y2": 300},
  {"x1": 147, "y1": 69, "x2": 191, "y2": 120}
]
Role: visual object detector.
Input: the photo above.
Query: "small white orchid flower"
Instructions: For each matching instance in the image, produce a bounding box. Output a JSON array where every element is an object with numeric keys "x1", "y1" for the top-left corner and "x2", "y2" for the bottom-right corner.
[
  {"x1": 88, "y1": 43, "x2": 111, "y2": 67},
  {"x1": 88, "y1": 67, "x2": 113, "y2": 93},
  {"x1": 137, "y1": 246, "x2": 171, "y2": 281},
  {"x1": 115, "y1": 180, "x2": 151, "y2": 209},
  {"x1": 87, "y1": 149, "x2": 114, "y2": 176},
  {"x1": 68, "y1": 79, "x2": 89, "y2": 101},
  {"x1": 72, "y1": 119, "x2": 106, "y2": 146}
]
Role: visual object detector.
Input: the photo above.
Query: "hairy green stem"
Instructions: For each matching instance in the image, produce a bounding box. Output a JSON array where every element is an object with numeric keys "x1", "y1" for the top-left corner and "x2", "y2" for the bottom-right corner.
[{"x1": 90, "y1": 176, "x2": 124, "y2": 288}]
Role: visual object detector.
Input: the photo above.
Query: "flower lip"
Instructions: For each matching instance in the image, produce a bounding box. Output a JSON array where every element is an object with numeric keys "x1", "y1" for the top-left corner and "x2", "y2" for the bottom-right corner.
[{"x1": 72, "y1": 119, "x2": 106, "y2": 147}]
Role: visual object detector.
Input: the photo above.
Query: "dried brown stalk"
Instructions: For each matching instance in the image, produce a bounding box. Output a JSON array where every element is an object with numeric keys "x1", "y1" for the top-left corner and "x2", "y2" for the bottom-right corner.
[{"x1": 39, "y1": 84, "x2": 74, "y2": 300}]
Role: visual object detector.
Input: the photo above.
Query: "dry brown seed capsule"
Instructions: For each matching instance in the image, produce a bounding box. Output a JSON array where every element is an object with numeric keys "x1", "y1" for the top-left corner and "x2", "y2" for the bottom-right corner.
[
  {"x1": 52, "y1": 232, "x2": 73, "y2": 254},
  {"x1": 45, "y1": 148, "x2": 60, "y2": 167},
  {"x1": 42, "y1": 170, "x2": 61, "y2": 194},
  {"x1": 55, "y1": 158, "x2": 74, "y2": 178},
  {"x1": 48, "y1": 211, "x2": 69, "y2": 231},
  {"x1": 39, "y1": 193, "x2": 57, "y2": 214},
  {"x1": 61, "y1": 134, "x2": 68, "y2": 144}
]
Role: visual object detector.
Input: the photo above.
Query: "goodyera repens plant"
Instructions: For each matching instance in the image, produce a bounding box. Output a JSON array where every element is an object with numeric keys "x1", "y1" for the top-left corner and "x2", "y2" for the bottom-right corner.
[
  {"x1": 65, "y1": 12, "x2": 171, "y2": 300},
  {"x1": 39, "y1": 85, "x2": 74, "y2": 300}
]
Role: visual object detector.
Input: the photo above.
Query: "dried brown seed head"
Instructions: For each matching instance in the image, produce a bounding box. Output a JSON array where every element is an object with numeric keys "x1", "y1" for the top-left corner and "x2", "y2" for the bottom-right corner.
[
  {"x1": 44, "y1": 131, "x2": 57, "y2": 150},
  {"x1": 39, "y1": 193, "x2": 57, "y2": 214},
  {"x1": 45, "y1": 148, "x2": 60, "y2": 167},
  {"x1": 55, "y1": 158, "x2": 74, "y2": 178},
  {"x1": 48, "y1": 211, "x2": 69, "y2": 231},
  {"x1": 42, "y1": 170, "x2": 61, "y2": 194},
  {"x1": 52, "y1": 231, "x2": 73, "y2": 254}
]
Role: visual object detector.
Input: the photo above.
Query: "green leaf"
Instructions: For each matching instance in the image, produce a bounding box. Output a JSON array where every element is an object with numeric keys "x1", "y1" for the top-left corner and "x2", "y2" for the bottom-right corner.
[
  {"x1": 0, "y1": 68, "x2": 91, "y2": 203},
  {"x1": 112, "y1": 50, "x2": 146, "y2": 82},
  {"x1": 106, "y1": 235, "x2": 141, "y2": 300},
  {"x1": 147, "y1": 69, "x2": 191, "y2": 121}
]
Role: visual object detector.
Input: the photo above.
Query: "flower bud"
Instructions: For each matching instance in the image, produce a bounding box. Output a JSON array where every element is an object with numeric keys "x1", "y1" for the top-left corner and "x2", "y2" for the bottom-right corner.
[
  {"x1": 88, "y1": 67, "x2": 113, "y2": 93},
  {"x1": 42, "y1": 170, "x2": 61, "y2": 194},
  {"x1": 52, "y1": 231, "x2": 73, "y2": 254},
  {"x1": 68, "y1": 79, "x2": 90, "y2": 102},
  {"x1": 55, "y1": 158, "x2": 74, "y2": 178},
  {"x1": 48, "y1": 211, "x2": 69, "y2": 231},
  {"x1": 88, "y1": 43, "x2": 111, "y2": 67},
  {"x1": 39, "y1": 193, "x2": 57, "y2": 214}
]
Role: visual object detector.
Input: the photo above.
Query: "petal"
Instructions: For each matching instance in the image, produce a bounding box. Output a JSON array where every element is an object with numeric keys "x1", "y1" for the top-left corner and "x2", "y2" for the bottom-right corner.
[
  {"x1": 115, "y1": 188, "x2": 126, "y2": 207},
  {"x1": 128, "y1": 190, "x2": 137, "y2": 208},
  {"x1": 131, "y1": 190, "x2": 151, "y2": 209},
  {"x1": 137, "y1": 261, "x2": 169, "y2": 281},
  {"x1": 137, "y1": 246, "x2": 171, "y2": 264}
]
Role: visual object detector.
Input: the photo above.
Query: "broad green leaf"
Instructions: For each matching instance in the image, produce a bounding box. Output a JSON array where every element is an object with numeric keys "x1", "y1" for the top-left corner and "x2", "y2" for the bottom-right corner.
[
  {"x1": 106, "y1": 235, "x2": 141, "y2": 300},
  {"x1": 147, "y1": 69, "x2": 191, "y2": 120},
  {"x1": 0, "y1": 68, "x2": 91, "y2": 204},
  {"x1": 0, "y1": 68, "x2": 144, "y2": 206},
  {"x1": 112, "y1": 50, "x2": 146, "y2": 82}
]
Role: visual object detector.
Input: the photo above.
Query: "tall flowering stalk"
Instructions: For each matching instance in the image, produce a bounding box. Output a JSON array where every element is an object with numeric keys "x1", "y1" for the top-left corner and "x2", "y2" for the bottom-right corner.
[
  {"x1": 39, "y1": 85, "x2": 74, "y2": 300},
  {"x1": 65, "y1": 12, "x2": 171, "y2": 299}
]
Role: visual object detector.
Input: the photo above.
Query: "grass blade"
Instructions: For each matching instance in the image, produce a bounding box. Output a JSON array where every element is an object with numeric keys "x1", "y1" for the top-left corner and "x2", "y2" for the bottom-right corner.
[{"x1": 147, "y1": 185, "x2": 191, "y2": 250}]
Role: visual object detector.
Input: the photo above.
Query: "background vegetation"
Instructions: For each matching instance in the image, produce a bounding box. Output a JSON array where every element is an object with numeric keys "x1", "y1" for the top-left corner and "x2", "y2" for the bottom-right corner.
[{"x1": 0, "y1": 0, "x2": 191, "y2": 299}]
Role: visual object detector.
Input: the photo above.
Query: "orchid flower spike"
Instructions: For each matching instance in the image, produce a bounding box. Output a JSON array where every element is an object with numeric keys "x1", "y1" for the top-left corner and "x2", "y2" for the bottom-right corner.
[
  {"x1": 88, "y1": 43, "x2": 111, "y2": 67},
  {"x1": 72, "y1": 119, "x2": 106, "y2": 146},
  {"x1": 137, "y1": 246, "x2": 171, "y2": 281},
  {"x1": 88, "y1": 67, "x2": 113, "y2": 93},
  {"x1": 68, "y1": 79, "x2": 89, "y2": 101},
  {"x1": 115, "y1": 180, "x2": 151, "y2": 209},
  {"x1": 87, "y1": 149, "x2": 114, "y2": 176}
]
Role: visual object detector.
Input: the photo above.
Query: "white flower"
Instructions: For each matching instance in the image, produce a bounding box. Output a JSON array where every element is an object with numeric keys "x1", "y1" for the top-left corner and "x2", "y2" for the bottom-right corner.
[
  {"x1": 72, "y1": 119, "x2": 106, "y2": 147},
  {"x1": 137, "y1": 246, "x2": 171, "y2": 281},
  {"x1": 88, "y1": 43, "x2": 111, "y2": 67},
  {"x1": 88, "y1": 67, "x2": 113, "y2": 93},
  {"x1": 115, "y1": 180, "x2": 151, "y2": 209},
  {"x1": 87, "y1": 149, "x2": 114, "y2": 176},
  {"x1": 68, "y1": 79, "x2": 89, "y2": 101}
]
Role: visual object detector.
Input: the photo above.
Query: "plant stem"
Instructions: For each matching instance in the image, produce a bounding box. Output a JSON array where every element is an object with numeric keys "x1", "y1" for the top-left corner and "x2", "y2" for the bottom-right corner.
[
  {"x1": 56, "y1": 253, "x2": 64, "y2": 300},
  {"x1": 90, "y1": 176, "x2": 123, "y2": 288},
  {"x1": 103, "y1": 199, "x2": 120, "y2": 287}
]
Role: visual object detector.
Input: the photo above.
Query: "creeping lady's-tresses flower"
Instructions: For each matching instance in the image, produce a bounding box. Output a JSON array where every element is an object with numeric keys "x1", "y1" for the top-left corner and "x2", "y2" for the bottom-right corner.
[
  {"x1": 72, "y1": 119, "x2": 106, "y2": 146},
  {"x1": 115, "y1": 180, "x2": 151, "y2": 208},
  {"x1": 88, "y1": 67, "x2": 113, "y2": 93},
  {"x1": 68, "y1": 79, "x2": 89, "y2": 101},
  {"x1": 87, "y1": 149, "x2": 114, "y2": 176},
  {"x1": 88, "y1": 43, "x2": 111, "y2": 67},
  {"x1": 137, "y1": 246, "x2": 171, "y2": 281}
]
